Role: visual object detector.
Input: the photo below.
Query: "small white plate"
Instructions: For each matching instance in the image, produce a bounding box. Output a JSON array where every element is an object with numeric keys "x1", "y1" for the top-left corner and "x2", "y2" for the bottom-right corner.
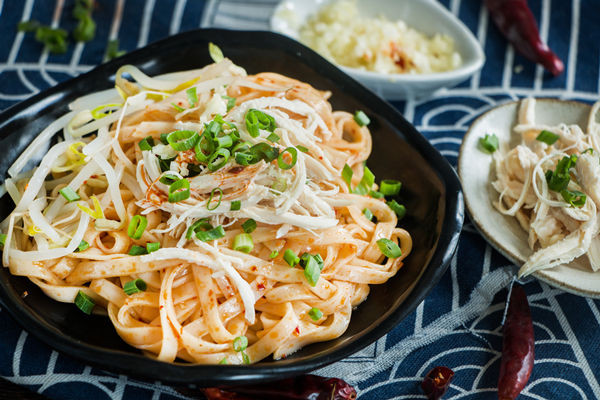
[
  {"x1": 459, "y1": 99, "x2": 600, "y2": 298},
  {"x1": 270, "y1": 0, "x2": 485, "y2": 100}
]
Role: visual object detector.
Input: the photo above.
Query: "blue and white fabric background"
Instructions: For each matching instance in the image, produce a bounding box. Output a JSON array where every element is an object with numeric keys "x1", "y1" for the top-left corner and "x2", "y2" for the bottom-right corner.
[{"x1": 1, "y1": 0, "x2": 599, "y2": 399}]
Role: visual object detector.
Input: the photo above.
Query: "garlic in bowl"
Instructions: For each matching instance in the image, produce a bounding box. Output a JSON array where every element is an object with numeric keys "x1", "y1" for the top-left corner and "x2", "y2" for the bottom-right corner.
[{"x1": 271, "y1": 0, "x2": 485, "y2": 100}]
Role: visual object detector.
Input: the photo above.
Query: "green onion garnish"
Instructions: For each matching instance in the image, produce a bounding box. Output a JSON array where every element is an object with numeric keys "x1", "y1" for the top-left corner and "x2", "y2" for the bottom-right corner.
[
  {"x1": 380, "y1": 180, "x2": 402, "y2": 196},
  {"x1": 342, "y1": 164, "x2": 353, "y2": 191},
  {"x1": 376, "y1": 238, "x2": 402, "y2": 258},
  {"x1": 215, "y1": 135, "x2": 233, "y2": 149},
  {"x1": 171, "y1": 103, "x2": 185, "y2": 113},
  {"x1": 160, "y1": 133, "x2": 169, "y2": 145},
  {"x1": 219, "y1": 357, "x2": 228, "y2": 365},
  {"x1": 233, "y1": 336, "x2": 248, "y2": 352},
  {"x1": 369, "y1": 190, "x2": 384, "y2": 199},
  {"x1": 583, "y1": 148, "x2": 594, "y2": 155},
  {"x1": 138, "y1": 136, "x2": 154, "y2": 151},
  {"x1": 387, "y1": 200, "x2": 406, "y2": 220},
  {"x1": 230, "y1": 200, "x2": 241, "y2": 211},
  {"x1": 18, "y1": 22, "x2": 68, "y2": 54},
  {"x1": 159, "y1": 174, "x2": 178, "y2": 185},
  {"x1": 59, "y1": 187, "x2": 80, "y2": 202},
  {"x1": 0, "y1": 233, "x2": 7, "y2": 249},
  {"x1": 277, "y1": 147, "x2": 298, "y2": 170},
  {"x1": 536, "y1": 130, "x2": 559, "y2": 145},
  {"x1": 363, "y1": 208, "x2": 373, "y2": 221},
  {"x1": 146, "y1": 242, "x2": 160, "y2": 253},
  {"x1": 308, "y1": 307, "x2": 323, "y2": 321},
  {"x1": 168, "y1": 179, "x2": 191, "y2": 203},
  {"x1": 167, "y1": 130, "x2": 199, "y2": 152},
  {"x1": 245, "y1": 109, "x2": 276, "y2": 138},
  {"x1": 186, "y1": 218, "x2": 212, "y2": 239},
  {"x1": 233, "y1": 233, "x2": 254, "y2": 253},
  {"x1": 74, "y1": 291, "x2": 95, "y2": 314},
  {"x1": 222, "y1": 95, "x2": 236, "y2": 112},
  {"x1": 297, "y1": 145, "x2": 309, "y2": 153},
  {"x1": 186, "y1": 87, "x2": 198, "y2": 108},
  {"x1": 242, "y1": 219, "x2": 257, "y2": 233},
  {"x1": 123, "y1": 278, "x2": 147, "y2": 295},
  {"x1": 196, "y1": 225, "x2": 225, "y2": 242},
  {"x1": 284, "y1": 249, "x2": 300, "y2": 267},
  {"x1": 269, "y1": 250, "x2": 279, "y2": 259},
  {"x1": 561, "y1": 189, "x2": 586, "y2": 208},
  {"x1": 479, "y1": 133, "x2": 499, "y2": 153},
  {"x1": 303, "y1": 255, "x2": 321, "y2": 286},
  {"x1": 209, "y1": 42, "x2": 224, "y2": 63},
  {"x1": 354, "y1": 110, "x2": 370, "y2": 127},
  {"x1": 545, "y1": 155, "x2": 578, "y2": 192},
  {"x1": 127, "y1": 215, "x2": 148, "y2": 240},
  {"x1": 207, "y1": 148, "x2": 230, "y2": 172},
  {"x1": 75, "y1": 240, "x2": 89, "y2": 252},
  {"x1": 266, "y1": 132, "x2": 280, "y2": 143},
  {"x1": 72, "y1": 0, "x2": 96, "y2": 42},
  {"x1": 128, "y1": 245, "x2": 148, "y2": 256},
  {"x1": 105, "y1": 38, "x2": 125, "y2": 60},
  {"x1": 207, "y1": 187, "x2": 223, "y2": 210},
  {"x1": 242, "y1": 352, "x2": 250, "y2": 364}
]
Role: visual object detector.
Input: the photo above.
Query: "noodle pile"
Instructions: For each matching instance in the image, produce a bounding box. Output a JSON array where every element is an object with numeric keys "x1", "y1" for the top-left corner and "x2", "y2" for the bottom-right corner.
[{"x1": 1, "y1": 47, "x2": 412, "y2": 364}]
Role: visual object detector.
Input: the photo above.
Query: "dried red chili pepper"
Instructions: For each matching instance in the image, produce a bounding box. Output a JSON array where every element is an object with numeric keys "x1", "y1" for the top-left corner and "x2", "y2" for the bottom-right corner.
[
  {"x1": 421, "y1": 366, "x2": 454, "y2": 400},
  {"x1": 201, "y1": 375, "x2": 357, "y2": 400},
  {"x1": 497, "y1": 284, "x2": 535, "y2": 400},
  {"x1": 485, "y1": 0, "x2": 564, "y2": 76}
]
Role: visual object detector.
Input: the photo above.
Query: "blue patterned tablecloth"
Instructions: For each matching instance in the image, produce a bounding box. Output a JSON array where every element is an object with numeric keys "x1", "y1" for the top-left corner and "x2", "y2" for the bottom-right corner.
[{"x1": 1, "y1": 1, "x2": 600, "y2": 399}]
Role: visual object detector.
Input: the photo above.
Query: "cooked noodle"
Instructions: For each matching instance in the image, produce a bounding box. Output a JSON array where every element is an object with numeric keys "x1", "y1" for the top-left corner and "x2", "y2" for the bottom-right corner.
[{"x1": 1, "y1": 49, "x2": 412, "y2": 365}]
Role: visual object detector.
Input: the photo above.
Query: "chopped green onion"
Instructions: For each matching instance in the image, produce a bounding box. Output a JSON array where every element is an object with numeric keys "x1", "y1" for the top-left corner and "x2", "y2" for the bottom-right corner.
[
  {"x1": 0, "y1": 233, "x2": 7, "y2": 249},
  {"x1": 369, "y1": 190, "x2": 384, "y2": 199},
  {"x1": 479, "y1": 133, "x2": 499, "y2": 153},
  {"x1": 230, "y1": 200, "x2": 241, "y2": 211},
  {"x1": 146, "y1": 242, "x2": 160, "y2": 253},
  {"x1": 376, "y1": 238, "x2": 402, "y2": 258},
  {"x1": 241, "y1": 352, "x2": 250, "y2": 364},
  {"x1": 233, "y1": 233, "x2": 254, "y2": 253},
  {"x1": 171, "y1": 103, "x2": 185, "y2": 113},
  {"x1": 138, "y1": 136, "x2": 154, "y2": 151},
  {"x1": 123, "y1": 279, "x2": 147, "y2": 295},
  {"x1": 219, "y1": 357, "x2": 228, "y2": 365},
  {"x1": 342, "y1": 164, "x2": 353, "y2": 191},
  {"x1": 209, "y1": 42, "x2": 224, "y2": 63},
  {"x1": 561, "y1": 189, "x2": 587, "y2": 208},
  {"x1": 233, "y1": 336, "x2": 248, "y2": 352},
  {"x1": 536, "y1": 130, "x2": 560, "y2": 145},
  {"x1": 583, "y1": 148, "x2": 594, "y2": 155},
  {"x1": 186, "y1": 218, "x2": 212, "y2": 239},
  {"x1": 284, "y1": 249, "x2": 300, "y2": 267},
  {"x1": 269, "y1": 250, "x2": 279, "y2": 259},
  {"x1": 59, "y1": 187, "x2": 80, "y2": 202},
  {"x1": 266, "y1": 132, "x2": 280, "y2": 142},
  {"x1": 168, "y1": 179, "x2": 191, "y2": 203},
  {"x1": 186, "y1": 87, "x2": 198, "y2": 108},
  {"x1": 74, "y1": 291, "x2": 95, "y2": 314},
  {"x1": 72, "y1": 0, "x2": 96, "y2": 42},
  {"x1": 277, "y1": 147, "x2": 298, "y2": 170},
  {"x1": 363, "y1": 208, "x2": 374, "y2": 221},
  {"x1": 308, "y1": 307, "x2": 323, "y2": 321},
  {"x1": 25, "y1": 24, "x2": 69, "y2": 54},
  {"x1": 245, "y1": 109, "x2": 276, "y2": 137},
  {"x1": 360, "y1": 166, "x2": 375, "y2": 189},
  {"x1": 242, "y1": 219, "x2": 257, "y2": 233},
  {"x1": 207, "y1": 148, "x2": 230, "y2": 172},
  {"x1": 196, "y1": 225, "x2": 225, "y2": 242},
  {"x1": 127, "y1": 215, "x2": 148, "y2": 240},
  {"x1": 105, "y1": 38, "x2": 125, "y2": 60},
  {"x1": 380, "y1": 180, "x2": 402, "y2": 196},
  {"x1": 160, "y1": 133, "x2": 169, "y2": 145},
  {"x1": 128, "y1": 245, "x2": 148, "y2": 256},
  {"x1": 167, "y1": 130, "x2": 199, "y2": 152},
  {"x1": 387, "y1": 200, "x2": 406, "y2": 220},
  {"x1": 206, "y1": 120, "x2": 222, "y2": 137},
  {"x1": 159, "y1": 174, "x2": 178, "y2": 185},
  {"x1": 297, "y1": 145, "x2": 309, "y2": 153},
  {"x1": 207, "y1": 187, "x2": 223, "y2": 210},
  {"x1": 215, "y1": 135, "x2": 233, "y2": 149},
  {"x1": 75, "y1": 240, "x2": 89, "y2": 252},
  {"x1": 222, "y1": 95, "x2": 236, "y2": 111},
  {"x1": 354, "y1": 110, "x2": 370, "y2": 127},
  {"x1": 303, "y1": 255, "x2": 321, "y2": 286},
  {"x1": 195, "y1": 134, "x2": 214, "y2": 163},
  {"x1": 546, "y1": 155, "x2": 578, "y2": 192}
]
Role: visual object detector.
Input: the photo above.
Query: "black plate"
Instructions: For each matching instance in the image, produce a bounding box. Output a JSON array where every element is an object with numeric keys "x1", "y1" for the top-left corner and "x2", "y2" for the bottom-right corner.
[{"x1": 0, "y1": 29, "x2": 463, "y2": 385}]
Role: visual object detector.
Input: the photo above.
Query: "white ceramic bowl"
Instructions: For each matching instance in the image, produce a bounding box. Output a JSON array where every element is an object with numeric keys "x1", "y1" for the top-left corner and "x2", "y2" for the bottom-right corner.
[
  {"x1": 270, "y1": 0, "x2": 485, "y2": 100},
  {"x1": 459, "y1": 99, "x2": 600, "y2": 298}
]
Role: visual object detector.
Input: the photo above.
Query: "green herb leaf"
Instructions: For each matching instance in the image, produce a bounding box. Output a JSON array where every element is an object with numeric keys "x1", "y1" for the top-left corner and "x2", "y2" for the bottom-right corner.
[
  {"x1": 536, "y1": 130, "x2": 560, "y2": 145},
  {"x1": 479, "y1": 133, "x2": 499, "y2": 153}
]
